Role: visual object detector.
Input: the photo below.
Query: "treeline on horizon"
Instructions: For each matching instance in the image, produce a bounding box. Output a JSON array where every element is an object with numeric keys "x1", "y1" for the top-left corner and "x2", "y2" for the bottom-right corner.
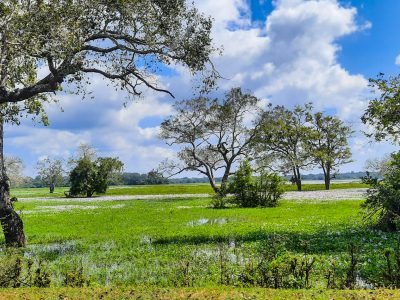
[{"x1": 16, "y1": 171, "x2": 375, "y2": 189}]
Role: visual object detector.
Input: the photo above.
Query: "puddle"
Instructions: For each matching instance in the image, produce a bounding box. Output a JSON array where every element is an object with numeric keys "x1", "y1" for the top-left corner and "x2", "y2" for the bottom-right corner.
[{"x1": 187, "y1": 218, "x2": 230, "y2": 227}]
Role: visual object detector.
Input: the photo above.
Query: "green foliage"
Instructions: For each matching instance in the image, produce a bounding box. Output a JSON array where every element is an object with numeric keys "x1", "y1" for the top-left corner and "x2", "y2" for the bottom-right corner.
[
  {"x1": 209, "y1": 194, "x2": 230, "y2": 209},
  {"x1": 0, "y1": 250, "x2": 51, "y2": 288},
  {"x1": 307, "y1": 112, "x2": 353, "y2": 190},
  {"x1": 362, "y1": 73, "x2": 400, "y2": 143},
  {"x1": 229, "y1": 160, "x2": 255, "y2": 207},
  {"x1": 257, "y1": 103, "x2": 313, "y2": 191},
  {"x1": 69, "y1": 156, "x2": 123, "y2": 197},
  {"x1": 229, "y1": 161, "x2": 285, "y2": 208},
  {"x1": 362, "y1": 151, "x2": 400, "y2": 231},
  {"x1": 63, "y1": 262, "x2": 90, "y2": 288},
  {"x1": 146, "y1": 170, "x2": 169, "y2": 185}
]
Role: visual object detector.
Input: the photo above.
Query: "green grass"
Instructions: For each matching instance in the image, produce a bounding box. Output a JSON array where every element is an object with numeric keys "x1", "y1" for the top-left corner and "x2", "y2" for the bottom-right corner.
[
  {"x1": 3, "y1": 193, "x2": 395, "y2": 289},
  {"x1": 10, "y1": 181, "x2": 368, "y2": 198}
]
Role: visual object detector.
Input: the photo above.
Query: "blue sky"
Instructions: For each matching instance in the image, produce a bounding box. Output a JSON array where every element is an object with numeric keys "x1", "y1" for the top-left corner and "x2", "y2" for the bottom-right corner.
[{"x1": 6, "y1": 0, "x2": 400, "y2": 177}]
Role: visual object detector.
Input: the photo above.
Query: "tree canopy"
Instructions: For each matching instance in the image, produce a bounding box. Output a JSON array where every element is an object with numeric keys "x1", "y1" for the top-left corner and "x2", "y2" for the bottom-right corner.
[
  {"x1": 160, "y1": 88, "x2": 261, "y2": 195},
  {"x1": 362, "y1": 74, "x2": 400, "y2": 143},
  {"x1": 307, "y1": 112, "x2": 353, "y2": 190},
  {"x1": 0, "y1": 0, "x2": 218, "y2": 105},
  {"x1": 257, "y1": 103, "x2": 313, "y2": 191}
]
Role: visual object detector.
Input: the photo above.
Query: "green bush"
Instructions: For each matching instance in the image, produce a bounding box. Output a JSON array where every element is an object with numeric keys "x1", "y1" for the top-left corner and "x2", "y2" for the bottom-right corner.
[
  {"x1": 69, "y1": 157, "x2": 123, "y2": 197},
  {"x1": 362, "y1": 152, "x2": 400, "y2": 231},
  {"x1": 209, "y1": 194, "x2": 230, "y2": 209},
  {"x1": 229, "y1": 160, "x2": 285, "y2": 208}
]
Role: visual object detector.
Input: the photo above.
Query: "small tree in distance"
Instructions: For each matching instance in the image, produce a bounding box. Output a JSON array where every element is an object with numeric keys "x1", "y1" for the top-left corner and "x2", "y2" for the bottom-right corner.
[
  {"x1": 37, "y1": 158, "x2": 65, "y2": 193},
  {"x1": 307, "y1": 112, "x2": 353, "y2": 190},
  {"x1": 69, "y1": 152, "x2": 123, "y2": 198},
  {"x1": 5, "y1": 156, "x2": 25, "y2": 188},
  {"x1": 256, "y1": 103, "x2": 314, "y2": 191}
]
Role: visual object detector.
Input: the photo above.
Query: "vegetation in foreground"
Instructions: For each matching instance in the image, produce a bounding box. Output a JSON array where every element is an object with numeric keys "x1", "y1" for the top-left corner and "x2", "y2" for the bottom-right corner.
[
  {"x1": 1, "y1": 287, "x2": 400, "y2": 300},
  {"x1": 0, "y1": 195, "x2": 395, "y2": 291}
]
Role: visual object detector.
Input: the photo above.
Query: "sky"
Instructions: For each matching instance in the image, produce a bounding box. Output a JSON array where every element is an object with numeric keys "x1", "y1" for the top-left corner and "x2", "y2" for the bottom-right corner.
[{"x1": 6, "y1": 0, "x2": 400, "y2": 177}]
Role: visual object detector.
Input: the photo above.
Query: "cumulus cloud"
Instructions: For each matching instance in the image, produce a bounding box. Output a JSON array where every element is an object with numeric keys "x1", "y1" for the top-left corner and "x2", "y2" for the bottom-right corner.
[{"x1": 5, "y1": 0, "x2": 384, "y2": 176}]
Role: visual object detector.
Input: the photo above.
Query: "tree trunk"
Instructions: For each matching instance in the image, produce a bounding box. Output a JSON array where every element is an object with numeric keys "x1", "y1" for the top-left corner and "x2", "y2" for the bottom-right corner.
[
  {"x1": 292, "y1": 167, "x2": 302, "y2": 191},
  {"x1": 0, "y1": 120, "x2": 25, "y2": 247},
  {"x1": 324, "y1": 167, "x2": 331, "y2": 190},
  {"x1": 49, "y1": 183, "x2": 55, "y2": 193}
]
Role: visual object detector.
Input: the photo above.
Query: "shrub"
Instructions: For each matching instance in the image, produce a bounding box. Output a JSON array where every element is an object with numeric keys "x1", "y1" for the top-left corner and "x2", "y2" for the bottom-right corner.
[
  {"x1": 256, "y1": 172, "x2": 285, "y2": 207},
  {"x1": 210, "y1": 194, "x2": 230, "y2": 209},
  {"x1": 229, "y1": 160, "x2": 285, "y2": 208},
  {"x1": 362, "y1": 152, "x2": 400, "y2": 231},
  {"x1": 69, "y1": 157, "x2": 123, "y2": 197}
]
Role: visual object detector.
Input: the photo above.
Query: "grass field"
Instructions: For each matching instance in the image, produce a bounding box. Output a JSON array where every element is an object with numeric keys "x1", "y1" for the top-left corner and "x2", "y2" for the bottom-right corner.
[
  {"x1": 10, "y1": 181, "x2": 368, "y2": 198},
  {"x1": 1, "y1": 184, "x2": 395, "y2": 299},
  {"x1": 3, "y1": 191, "x2": 396, "y2": 289}
]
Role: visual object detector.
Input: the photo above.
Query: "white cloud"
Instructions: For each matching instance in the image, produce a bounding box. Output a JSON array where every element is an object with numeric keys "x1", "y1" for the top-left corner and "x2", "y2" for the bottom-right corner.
[
  {"x1": 5, "y1": 0, "x2": 387, "y2": 176},
  {"x1": 396, "y1": 54, "x2": 400, "y2": 66}
]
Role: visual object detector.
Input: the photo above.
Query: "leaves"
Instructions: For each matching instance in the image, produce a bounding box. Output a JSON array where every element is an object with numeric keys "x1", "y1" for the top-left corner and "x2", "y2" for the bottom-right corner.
[{"x1": 362, "y1": 74, "x2": 400, "y2": 143}]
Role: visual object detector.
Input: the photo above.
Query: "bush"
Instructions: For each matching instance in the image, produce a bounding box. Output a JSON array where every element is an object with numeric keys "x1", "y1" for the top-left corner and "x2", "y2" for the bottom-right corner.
[
  {"x1": 69, "y1": 157, "x2": 123, "y2": 197},
  {"x1": 229, "y1": 160, "x2": 285, "y2": 208},
  {"x1": 210, "y1": 194, "x2": 230, "y2": 209},
  {"x1": 362, "y1": 152, "x2": 400, "y2": 231}
]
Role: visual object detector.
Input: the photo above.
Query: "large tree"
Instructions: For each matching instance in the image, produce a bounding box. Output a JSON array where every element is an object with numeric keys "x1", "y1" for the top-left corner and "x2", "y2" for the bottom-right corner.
[
  {"x1": 160, "y1": 88, "x2": 261, "y2": 196},
  {"x1": 307, "y1": 112, "x2": 353, "y2": 190},
  {"x1": 257, "y1": 104, "x2": 313, "y2": 191},
  {"x1": 0, "y1": 0, "x2": 217, "y2": 246}
]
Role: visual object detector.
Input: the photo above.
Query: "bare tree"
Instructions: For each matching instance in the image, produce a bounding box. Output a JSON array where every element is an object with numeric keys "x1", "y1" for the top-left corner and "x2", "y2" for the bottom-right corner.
[
  {"x1": 37, "y1": 158, "x2": 65, "y2": 193},
  {"x1": 160, "y1": 88, "x2": 262, "y2": 195},
  {"x1": 5, "y1": 156, "x2": 24, "y2": 188},
  {"x1": 364, "y1": 155, "x2": 391, "y2": 177}
]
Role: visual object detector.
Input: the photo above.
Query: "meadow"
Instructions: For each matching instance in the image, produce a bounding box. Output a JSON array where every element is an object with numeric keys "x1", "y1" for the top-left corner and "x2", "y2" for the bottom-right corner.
[{"x1": 0, "y1": 183, "x2": 399, "y2": 299}]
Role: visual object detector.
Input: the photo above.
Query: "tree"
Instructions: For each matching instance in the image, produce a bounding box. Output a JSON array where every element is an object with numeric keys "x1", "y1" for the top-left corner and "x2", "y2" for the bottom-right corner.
[
  {"x1": 4, "y1": 156, "x2": 25, "y2": 188},
  {"x1": 69, "y1": 156, "x2": 123, "y2": 197},
  {"x1": 362, "y1": 152, "x2": 400, "y2": 231},
  {"x1": 361, "y1": 74, "x2": 400, "y2": 143},
  {"x1": 36, "y1": 158, "x2": 65, "y2": 193},
  {"x1": 146, "y1": 170, "x2": 168, "y2": 185},
  {"x1": 364, "y1": 155, "x2": 391, "y2": 177},
  {"x1": 307, "y1": 112, "x2": 353, "y2": 190},
  {"x1": 0, "y1": 0, "x2": 217, "y2": 246},
  {"x1": 256, "y1": 104, "x2": 313, "y2": 191},
  {"x1": 160, "y1": 88, "x2": 262, "y2": 196}
]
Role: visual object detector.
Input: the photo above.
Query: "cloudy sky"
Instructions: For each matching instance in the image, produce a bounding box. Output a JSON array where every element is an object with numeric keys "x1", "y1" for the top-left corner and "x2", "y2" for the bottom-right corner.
[{"x1": 7, "y1": 0, "x2": 400, "y2": 177}]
